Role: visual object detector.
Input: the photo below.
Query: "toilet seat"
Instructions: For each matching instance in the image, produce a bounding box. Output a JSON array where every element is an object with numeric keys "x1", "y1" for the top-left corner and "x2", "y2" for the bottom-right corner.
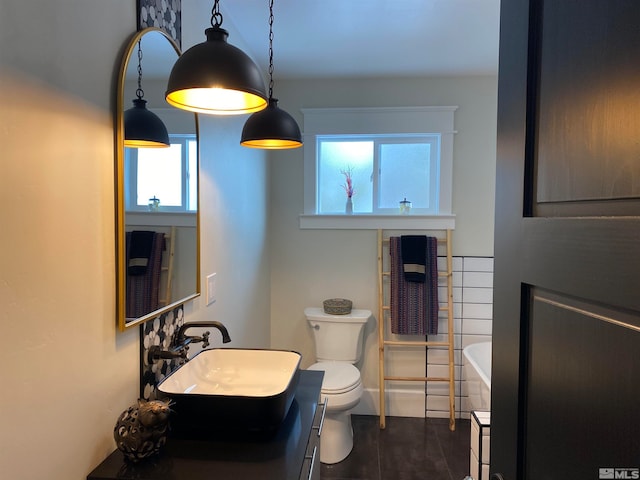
[{"x1": 308, "y1": 362, "x2": 361, "y2": 394}]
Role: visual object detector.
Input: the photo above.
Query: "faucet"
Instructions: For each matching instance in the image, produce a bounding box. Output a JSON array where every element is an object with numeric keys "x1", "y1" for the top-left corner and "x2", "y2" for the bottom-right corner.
[
  {"x1": 174, "y1": 321, "x2": 231, "y2": 348},
  {"x1": 147, "y1": 345, "x2": 188, "y2": 363},
  {"x1": 147, "y1": 321, "x2": 231, "y2": 364}
]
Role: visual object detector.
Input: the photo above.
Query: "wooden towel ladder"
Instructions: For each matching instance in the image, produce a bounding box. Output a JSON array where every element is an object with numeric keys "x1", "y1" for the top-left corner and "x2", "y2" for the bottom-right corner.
[
  {"x1": 158, "y1": 226, "x2": 175, "y2": 307},
  {"x1": 377, "y1": 229, "x2": 456, "y2": 431}
]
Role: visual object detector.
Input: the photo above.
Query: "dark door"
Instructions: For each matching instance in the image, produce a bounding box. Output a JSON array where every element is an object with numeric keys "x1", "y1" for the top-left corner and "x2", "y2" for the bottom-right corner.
[{"x1": 492, "y1": 1, "x2": 640, "y2": 479}]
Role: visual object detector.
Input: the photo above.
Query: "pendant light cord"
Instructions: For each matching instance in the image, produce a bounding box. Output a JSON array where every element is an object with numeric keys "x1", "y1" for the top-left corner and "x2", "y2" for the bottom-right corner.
[
  {"x1": 135, "y1": 40, "x2": 145, "y2": 100},
  {"x1": 211, "y1": 0, "x2": 223, "y2": 27},
  {"x1": 268, "y1": 0, "x2": 275, "y2": 99}
]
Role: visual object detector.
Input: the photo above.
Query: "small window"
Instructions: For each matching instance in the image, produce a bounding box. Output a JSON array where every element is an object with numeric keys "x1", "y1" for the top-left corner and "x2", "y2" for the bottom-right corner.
[
  {"x1": 302, "y1": 107, "x2": 456, "y2": 218},
  {"x1": 125, "y1": 134, "x2": 197, "y2": 213},
  {"x1": 317, "y1": 134, "x2": 440, "y2": 214}
]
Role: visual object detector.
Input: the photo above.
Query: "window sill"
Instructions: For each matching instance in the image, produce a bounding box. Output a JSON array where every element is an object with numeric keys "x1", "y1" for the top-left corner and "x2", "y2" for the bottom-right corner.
[
  {"x1": 126, "y1": 211, "x2": 197, "y2": 228},
  {"x1": 299, "y1": 214, "x2": 456, "y2": 230}
]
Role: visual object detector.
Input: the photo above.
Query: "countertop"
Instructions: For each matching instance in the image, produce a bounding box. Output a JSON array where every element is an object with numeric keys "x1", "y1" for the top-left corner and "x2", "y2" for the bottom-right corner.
[{"x1": 87, "y1": 370, "x2": 324, "y2": 480}]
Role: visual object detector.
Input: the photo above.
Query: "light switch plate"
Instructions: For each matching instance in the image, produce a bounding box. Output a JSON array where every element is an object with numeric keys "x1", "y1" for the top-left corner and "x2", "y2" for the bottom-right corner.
[{"x1": 206, "y1": 273, "x2": 217, "y2": 306}]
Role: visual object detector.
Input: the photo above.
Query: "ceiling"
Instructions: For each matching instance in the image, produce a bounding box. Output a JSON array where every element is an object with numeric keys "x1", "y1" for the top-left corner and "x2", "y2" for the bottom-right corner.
[{"x1": 182, "y1": 0, "x2": 501, "y2": 80}]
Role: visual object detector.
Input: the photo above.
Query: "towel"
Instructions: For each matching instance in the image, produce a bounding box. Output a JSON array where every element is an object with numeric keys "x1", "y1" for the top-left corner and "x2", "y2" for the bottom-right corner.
[
  {"x1": 390, "y1": 236, "x2": 439, "y2": 335},
  {"x1": 128, "y1": 230, "x2": 155, "y2": 276},
  {"x1": 126, "y1": 232, "x2": 166, "y2": 318},
  {"x1": 401, "y1": 235, "x2": 427, "y2": 282}
]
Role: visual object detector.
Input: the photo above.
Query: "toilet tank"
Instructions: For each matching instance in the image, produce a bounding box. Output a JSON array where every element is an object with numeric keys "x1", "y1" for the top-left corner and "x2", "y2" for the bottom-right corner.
[{"x1": 305, "y1": 307, "x2": 371, "y2": 363}]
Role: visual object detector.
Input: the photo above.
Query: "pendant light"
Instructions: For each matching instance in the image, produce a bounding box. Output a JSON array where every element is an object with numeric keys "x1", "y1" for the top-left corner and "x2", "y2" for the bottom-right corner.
[
  {"x1": 124, "y1": 40, "x2": 170, "y2": 148},
  {"x1": 165, "y1": 0, "x2": 268, "y2": 115},
  {"x1": 240, "y1": 0, "x2": 302, "y2": 149}
]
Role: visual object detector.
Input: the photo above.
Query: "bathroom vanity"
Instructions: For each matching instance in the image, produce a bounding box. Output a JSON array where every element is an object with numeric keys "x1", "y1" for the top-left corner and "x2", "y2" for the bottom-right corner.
[{"x1": 87, "y1": 370, "x2": 324, "y2": 480}]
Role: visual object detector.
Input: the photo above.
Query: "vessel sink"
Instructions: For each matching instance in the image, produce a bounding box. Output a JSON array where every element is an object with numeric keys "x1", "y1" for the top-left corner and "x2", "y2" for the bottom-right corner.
[{"x1": 157, "y1": 348, "x2": 301, "y2": 436}]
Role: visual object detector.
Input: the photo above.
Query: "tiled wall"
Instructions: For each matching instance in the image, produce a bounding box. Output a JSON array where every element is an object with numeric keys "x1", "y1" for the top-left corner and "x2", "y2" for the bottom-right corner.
[
  {"x1": 140, "y1": 305, "x2": 185, "y2": 400},
  {"x1": 356, "y1": 254, "x2": 494, "y2": 420},
  {"x1": 428, "y1": 255, "x2": 493, "y2": 419}
]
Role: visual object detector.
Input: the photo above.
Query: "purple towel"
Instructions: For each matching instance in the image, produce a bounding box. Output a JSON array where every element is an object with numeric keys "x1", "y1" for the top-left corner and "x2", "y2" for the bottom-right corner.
[
  {"x1": 126, "y1": 231, "x2": 165, "y2": 318},
  {"x1": 390, "y1": 236, "x2": 439, "y2": 335}
]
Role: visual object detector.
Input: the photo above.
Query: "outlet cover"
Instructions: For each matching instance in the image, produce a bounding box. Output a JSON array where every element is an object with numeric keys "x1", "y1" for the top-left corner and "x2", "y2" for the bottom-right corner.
[{"x1": 206, "y1": 273, "x2": 217, "y2": 306}]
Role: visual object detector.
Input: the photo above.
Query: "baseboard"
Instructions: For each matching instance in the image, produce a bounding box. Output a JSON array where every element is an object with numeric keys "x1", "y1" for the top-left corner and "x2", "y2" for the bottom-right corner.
[
  {"x1": 351, "y1": 387, "x2": 426, "y2": 417},
  {"x1": 351, "y1": 387, "x2": 468, "y2": 419}
]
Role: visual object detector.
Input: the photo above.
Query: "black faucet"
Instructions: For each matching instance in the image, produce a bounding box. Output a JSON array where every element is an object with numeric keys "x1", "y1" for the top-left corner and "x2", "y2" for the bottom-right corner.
[
  {"x1": 174, "y1": 321, "x2": 232, "y2": 349},
  {"x1": 147, "y1": 321, "x2": 231, "y2": 364},
  {"x1": 147, "y1": 345, "x2": 188, "y2": 363}
]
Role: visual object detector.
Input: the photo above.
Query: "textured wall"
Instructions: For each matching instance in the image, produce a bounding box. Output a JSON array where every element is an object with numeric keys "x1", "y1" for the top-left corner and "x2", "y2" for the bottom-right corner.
[{"x1": 0, "y1": 2, "x2": 138, "y2": 479}]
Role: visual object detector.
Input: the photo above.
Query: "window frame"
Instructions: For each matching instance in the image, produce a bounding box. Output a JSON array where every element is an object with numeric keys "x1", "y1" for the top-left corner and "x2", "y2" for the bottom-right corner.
[
  {"x1": 316, "y1": 133, "x2": 441, "y2": 215},
  {"x1": 301, "y1": 106, "x2": 457, "y2": 229},
  {"x1": 125, "y1": 133, "x2": 197, "y2": 213}
]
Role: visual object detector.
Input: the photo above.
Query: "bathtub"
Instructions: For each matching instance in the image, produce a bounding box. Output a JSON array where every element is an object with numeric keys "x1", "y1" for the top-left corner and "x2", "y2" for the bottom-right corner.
[{"x1": 463, "y1": 342, "x2": 492, "y2": 411}]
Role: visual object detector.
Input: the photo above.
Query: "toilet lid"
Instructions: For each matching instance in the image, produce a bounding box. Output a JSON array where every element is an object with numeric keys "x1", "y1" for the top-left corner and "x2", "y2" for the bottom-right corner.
[{"x1": 308, "y1": 362, "x2": 361, "y2": 394}]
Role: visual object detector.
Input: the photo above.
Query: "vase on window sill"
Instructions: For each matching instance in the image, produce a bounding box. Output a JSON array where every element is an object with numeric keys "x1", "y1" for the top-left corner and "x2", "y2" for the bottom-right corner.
[{"x1": 345, "y1": 197, "x2": 353, "y2": 215}]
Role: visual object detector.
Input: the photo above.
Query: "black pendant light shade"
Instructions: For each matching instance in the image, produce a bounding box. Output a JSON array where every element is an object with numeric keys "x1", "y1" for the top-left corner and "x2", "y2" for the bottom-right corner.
[
  {"x1": 240, "y1": 0, "x2": 302, "y2": 149},
  {"x1": 124, "y1": 39, "x2": 170, "y2": 148},
  {"x1": 124, "y1": 98, "x2": 171, "y2": 148},
  {"x1": 166, "y1": 27, "x2": 268, "y2": 115},
  {"x1": 241, "y1": 98, "x2": 302, "y2": 149}
]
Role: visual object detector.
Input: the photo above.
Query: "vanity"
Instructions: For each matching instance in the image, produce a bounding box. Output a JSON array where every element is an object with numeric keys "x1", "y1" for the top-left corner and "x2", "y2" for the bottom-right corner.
[{"x1": 88, "y1": 370, "x2": 324, "y2": 480}]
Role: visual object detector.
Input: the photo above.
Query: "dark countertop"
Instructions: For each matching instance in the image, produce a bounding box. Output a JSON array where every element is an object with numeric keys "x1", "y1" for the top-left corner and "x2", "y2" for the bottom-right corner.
[{"x1": 88, "y1": 370, "x2": 323, "y2": 480}]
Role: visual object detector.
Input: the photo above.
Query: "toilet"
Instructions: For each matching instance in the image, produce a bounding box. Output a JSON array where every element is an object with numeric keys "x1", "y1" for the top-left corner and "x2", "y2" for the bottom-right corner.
[{"x1": 304, "y1": 306, "x2": 371, "y2": 464}]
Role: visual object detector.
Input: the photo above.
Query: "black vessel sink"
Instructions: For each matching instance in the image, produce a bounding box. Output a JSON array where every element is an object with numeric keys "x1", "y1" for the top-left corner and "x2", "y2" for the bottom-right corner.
[{"x1": 157, "y1": 348, "x2": 301, "y2": 437}]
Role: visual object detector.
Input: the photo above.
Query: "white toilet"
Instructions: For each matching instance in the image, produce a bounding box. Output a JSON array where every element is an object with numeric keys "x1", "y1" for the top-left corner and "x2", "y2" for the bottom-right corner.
[{"x1": 304, "y1": 306, "x2": 371, "y2": 464}]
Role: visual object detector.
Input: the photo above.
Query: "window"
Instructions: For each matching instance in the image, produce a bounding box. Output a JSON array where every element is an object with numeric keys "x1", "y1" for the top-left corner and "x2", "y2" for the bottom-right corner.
[
  {"x1": 125, "y1": 134, "x2": 198, "y2": 213},
  {"x1": 302, "y1": 107, "x2": 456, "y2": 225},
  {"x1": 317, "y1": 134, "x2": 440, "y2": 214}
]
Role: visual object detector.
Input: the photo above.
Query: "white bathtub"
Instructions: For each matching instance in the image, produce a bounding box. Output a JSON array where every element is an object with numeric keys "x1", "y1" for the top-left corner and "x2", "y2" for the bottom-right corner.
[{"x1": 463, "y1": 342, "x2": 492, "y2": 411}]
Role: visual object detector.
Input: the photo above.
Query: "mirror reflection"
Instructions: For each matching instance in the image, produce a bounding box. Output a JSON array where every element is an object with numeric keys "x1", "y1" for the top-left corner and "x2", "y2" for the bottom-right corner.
[{"x1": 117, "y1": 28, "x2": 200, "y2": 331}]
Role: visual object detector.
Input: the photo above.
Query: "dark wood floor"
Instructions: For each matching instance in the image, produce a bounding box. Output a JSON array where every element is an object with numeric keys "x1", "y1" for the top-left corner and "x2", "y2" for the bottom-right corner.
[{"x1": 320, "y1": 415, "x2": 471, "y2": 480}]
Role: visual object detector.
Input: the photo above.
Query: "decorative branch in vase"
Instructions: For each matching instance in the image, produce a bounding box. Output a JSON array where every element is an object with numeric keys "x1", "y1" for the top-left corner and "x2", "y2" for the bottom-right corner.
[{"x1": 341, "y1": 167, "x2": 354, "y2": 214}]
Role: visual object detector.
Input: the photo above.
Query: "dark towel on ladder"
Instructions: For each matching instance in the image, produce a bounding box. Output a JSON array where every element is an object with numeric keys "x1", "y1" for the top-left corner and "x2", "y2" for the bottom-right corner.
[
  {"x1": 126, "y1": 231, "x2": 166, "y2": 318},
  {"x1": 390, "y1": 236, "x2": 439, "y2": 335},
  {"x1": 401, "y1": 235, "x2": 427, "y2": 282},
  {"x1": 128, "y1": 230, "x2": 155, "y2": 276}
]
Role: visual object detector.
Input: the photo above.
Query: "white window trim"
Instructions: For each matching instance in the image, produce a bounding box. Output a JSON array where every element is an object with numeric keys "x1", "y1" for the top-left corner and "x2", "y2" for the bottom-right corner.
[
  {"x1": 301, "y1": 106, "x2": 457, "y2": 229},
  {"x1": 125, "y1": 134, "x2": 197, "y2": 214}
]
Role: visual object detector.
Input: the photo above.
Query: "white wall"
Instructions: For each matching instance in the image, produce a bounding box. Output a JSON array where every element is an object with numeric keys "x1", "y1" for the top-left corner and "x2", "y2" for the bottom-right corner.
[
  {"x1": 1, "y1": 2, "x2": 138, "y2": 479},
  {"x1": 268, "y1": 76, "x2": 497, "y2": 415},
  {"x1": 0, "y1": 2, "x2": 272, "y2": 479},
  {"x1": 188, "y1": 113, "x2": 271, "y2": 348}
]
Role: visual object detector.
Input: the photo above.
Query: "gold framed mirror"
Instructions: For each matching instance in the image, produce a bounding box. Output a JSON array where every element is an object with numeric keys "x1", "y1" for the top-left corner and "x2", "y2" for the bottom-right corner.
[{"x1": 116, "y1": 28, "x2": 200, "y2": 331}]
